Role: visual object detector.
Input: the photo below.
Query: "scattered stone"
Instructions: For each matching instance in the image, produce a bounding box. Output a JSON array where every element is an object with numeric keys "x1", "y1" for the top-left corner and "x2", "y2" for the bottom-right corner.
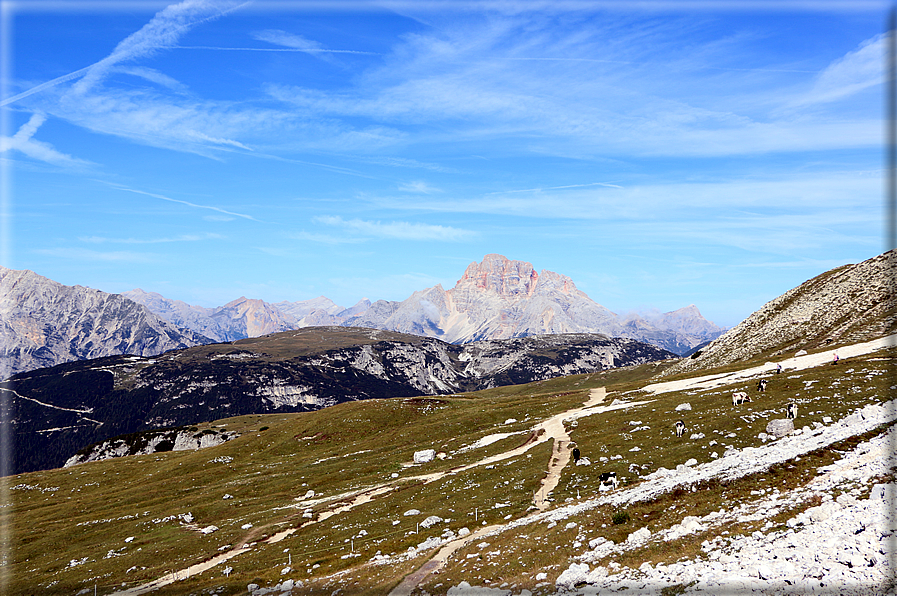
[{"x1": 675, "y1": 403, "x2": 692, "y2": 411}]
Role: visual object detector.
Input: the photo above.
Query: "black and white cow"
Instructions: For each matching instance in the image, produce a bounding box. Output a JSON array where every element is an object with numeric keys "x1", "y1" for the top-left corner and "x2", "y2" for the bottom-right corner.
[
  {"x1": 787, "y1": 402, "x2": 797, "y2": 419},
  {"x1": 599, "y1": 472, "x2": 619, "y2": 491},
  {"x1": 757, "y1": 379, "x2": 768, "y2": 393},
  {"x1": 732, "y1": 391, "x2": 750, "y2": 406},
  {"x1": 675, "y1": 420, "x2": 685, "y2": 438}
]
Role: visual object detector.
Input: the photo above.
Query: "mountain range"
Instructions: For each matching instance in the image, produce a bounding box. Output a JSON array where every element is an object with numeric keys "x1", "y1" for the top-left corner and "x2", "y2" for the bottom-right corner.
[
  {"x1": 125, "y1": 254, "x2": 724, "y2": 354},
  {"x1": 8, "y1": 246, "x2": 895, "y2": 595},
  {"x1": 0, "y1": 255, "x2": 724, "y2": 377}
]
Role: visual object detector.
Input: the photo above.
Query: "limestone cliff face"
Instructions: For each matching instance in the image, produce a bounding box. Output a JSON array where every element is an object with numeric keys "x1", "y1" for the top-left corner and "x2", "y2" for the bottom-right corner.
[
  {"x1": 0, "y1": 268, "x2": 212, "y2": 377},
  {"x1": 667, "y1": 250, "x2": 897, "y2": 375}
]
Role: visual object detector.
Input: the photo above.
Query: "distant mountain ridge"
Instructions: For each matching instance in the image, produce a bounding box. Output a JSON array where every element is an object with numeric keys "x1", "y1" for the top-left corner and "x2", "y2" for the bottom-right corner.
[
  {"x1": 126, "y1": 254, "x2": 725, "y2": 355},
  {"x1": 0, "y1": 267, "x2": 212, "y2": 377}
]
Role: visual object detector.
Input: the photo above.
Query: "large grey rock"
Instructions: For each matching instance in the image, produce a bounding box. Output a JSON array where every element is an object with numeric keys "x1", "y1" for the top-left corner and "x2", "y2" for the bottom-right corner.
[{"x1": 766, "y1": 419, "x2": 794, "y2": 438}]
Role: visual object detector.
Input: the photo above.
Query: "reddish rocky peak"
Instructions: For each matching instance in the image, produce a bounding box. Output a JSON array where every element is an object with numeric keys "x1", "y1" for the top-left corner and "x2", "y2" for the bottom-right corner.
[{"x1": 457, "y1": 254, "x2": 539, "y2": 298}]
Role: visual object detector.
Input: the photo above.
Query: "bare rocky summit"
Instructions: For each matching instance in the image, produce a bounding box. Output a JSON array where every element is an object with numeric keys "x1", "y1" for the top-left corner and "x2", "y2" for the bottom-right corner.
[
  {"x1": 340, "y1": 254, "x2": 724, "y2": 354},
  {"x1": 667, "y1": 249, "x2": 897, "y2": 376},
  {"x1": 0, "y1": 267, "x2": 212, "y2": 377}
]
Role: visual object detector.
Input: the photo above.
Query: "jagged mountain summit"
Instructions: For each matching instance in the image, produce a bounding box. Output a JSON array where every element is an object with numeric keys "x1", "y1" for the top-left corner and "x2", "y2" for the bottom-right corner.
[
  {"x1": 126, "y1": 254, "x2": 725, "y2": 355},
  {"x1": 4, "y1": 326, "x2": 675, "y2": 474},
  {"x1": 0, "y1": 267, "x2": 212, "y2": 377},
  {"x1": 339, "y1": 254, "x2": 723, "y2": 353},
  {"x1": 667, "y1": 249, "x2": 897, "y2": 376}
]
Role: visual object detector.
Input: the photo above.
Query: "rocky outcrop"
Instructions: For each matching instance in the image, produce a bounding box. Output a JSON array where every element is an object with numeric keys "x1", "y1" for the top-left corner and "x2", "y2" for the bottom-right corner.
[
  {"x1": 0, "y1": 268, "x2": 212, "y2": 377},
  {"x1": 64, "y1": 426, "x2": 240, "y2": 467},
  {"x1": 666, "y1": 250, "x2": 897, "y2": 376},
  {"x1": 459, "y1": 333, "x2": 673, "y2": 388},
  {"x1": 3, "y1": 326, "x2": 676, "y2": 474}
]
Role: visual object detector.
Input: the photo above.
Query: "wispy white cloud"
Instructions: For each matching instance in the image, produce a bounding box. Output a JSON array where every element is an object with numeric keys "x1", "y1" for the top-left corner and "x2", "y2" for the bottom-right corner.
[
  {"x1": 252, "y1": 29, "x2": 324, "y2": 51},
  {"x1": 791, "y1": 33, "x2": 885, "y2": 107},
  {"x1": 313, "y1": 215, "x2": 476, "y2": 241},
  {"x1": 115, "y1": 66, "x2": 188, "y2": 92},
  {"x1": 0, "y1": 113, "x2": 91, "y2": 167},
  {"x1": 398, "y1": 180, "x2": 442, "y2": 193},
  {"x1": 368, "y1": 171, "x2": 882, "y2": 220},
  {"x1": 72, "y1": 0, "x2": 249, "y2": 95},
  {"x1": 487, "y1": 182, "x2": 622, "y2": 195},
  {"x1": 261, "y1": 12, "x2": 881, "y2": 158},
  {"x1": 290, "y1": 230, "x2": 366, "y2": 245}
]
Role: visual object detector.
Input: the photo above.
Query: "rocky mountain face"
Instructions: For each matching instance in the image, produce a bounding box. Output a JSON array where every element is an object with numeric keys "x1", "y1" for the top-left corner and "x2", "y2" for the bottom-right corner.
[
  {"x1": 339, "y1": 255, "x2": 723, "y2": 354},
  {"x1": 0, "y1": 268, "x2": 213, "y2": 378},
  {"x1": 667, "y1": 249, "x2": 897, "y2": 376},
  {"x1": 128, "y1": 255, "x2": 724, "y2": 355},
  {"x1": 3, "y1": 326, "x2": 675, "y2": 474}
]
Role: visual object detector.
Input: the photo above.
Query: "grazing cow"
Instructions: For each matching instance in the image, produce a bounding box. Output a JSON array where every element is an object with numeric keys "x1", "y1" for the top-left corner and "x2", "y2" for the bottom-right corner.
[
  {"x1": 787, "y1": 402, "x2": 797, "y2": 419},
  {"x1": 572, "y1": 447, "x2": 581, "y2": 463},
  {"x1": 599, "y1": 472, "x2": 619, "y2": 491},
  {"x1": 675, "y1": 420, "x2": 685, "y2": 438},
  {"x1": 732, "y1": 392, "x2": 750, "y2": 406},
  {"x1": 757, "y1": 379, "x2": 768, "y2": 393}
]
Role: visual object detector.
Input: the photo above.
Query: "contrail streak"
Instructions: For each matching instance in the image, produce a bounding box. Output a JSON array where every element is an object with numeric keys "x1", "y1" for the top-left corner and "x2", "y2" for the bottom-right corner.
[
  {"x1": 168, "y1": 45, "x2": 378, "y2": 54},
  {"x1": 0, "y1": 66, "x2": 91, "y2": 107},
  {"x1": 116, "y1": 186, "x2": 259, "y2": 221},
  {"x1": 1, "y1": 0, "x2": 250, "y2": 107}
]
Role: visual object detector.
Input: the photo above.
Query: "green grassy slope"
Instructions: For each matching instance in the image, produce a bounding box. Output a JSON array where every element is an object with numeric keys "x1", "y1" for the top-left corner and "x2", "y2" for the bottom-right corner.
[{"x1": 6, "y1": 348, "x2": 893, "y2": 595}]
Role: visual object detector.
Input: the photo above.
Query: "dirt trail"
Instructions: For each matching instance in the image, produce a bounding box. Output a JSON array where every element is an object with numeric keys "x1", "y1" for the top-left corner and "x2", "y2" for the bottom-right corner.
[
  {"x1": 389, "y1": 387, "x2": 610, "y2": 595},
  {"x1": 117, "y1": 387, "x2": 632, "y2": 595},
  {"x1": 532, "y1": 388, "x2": 604, "y2": 509}
]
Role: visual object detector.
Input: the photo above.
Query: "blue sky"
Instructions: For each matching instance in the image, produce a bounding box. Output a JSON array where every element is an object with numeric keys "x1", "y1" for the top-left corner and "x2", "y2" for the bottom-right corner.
[{"x1": 0, "y1": 0, "x2": 889, "y2": 329}]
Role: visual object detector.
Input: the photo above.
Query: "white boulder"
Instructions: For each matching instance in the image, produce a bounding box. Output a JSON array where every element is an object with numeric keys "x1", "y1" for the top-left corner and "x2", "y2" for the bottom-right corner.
[{"x1": 414, "y1": 449, "x2": 436, "y2": 464}]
